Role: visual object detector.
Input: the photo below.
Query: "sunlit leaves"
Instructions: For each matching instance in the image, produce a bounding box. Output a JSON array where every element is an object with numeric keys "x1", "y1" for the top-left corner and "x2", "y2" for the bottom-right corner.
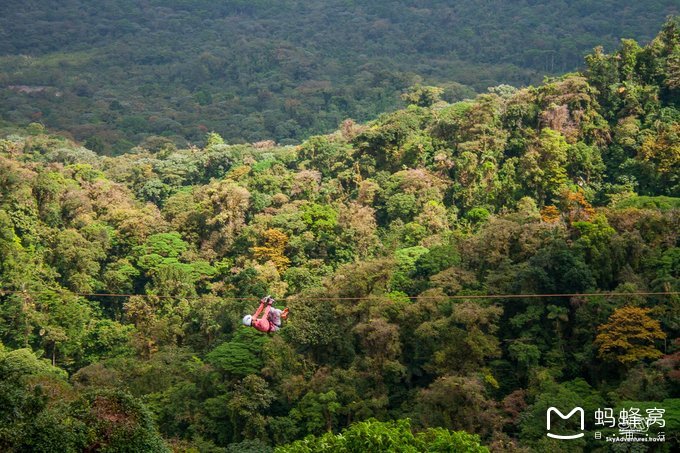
[{"x1": 595, "y1": 306, "x2": 666, "y2": 365}]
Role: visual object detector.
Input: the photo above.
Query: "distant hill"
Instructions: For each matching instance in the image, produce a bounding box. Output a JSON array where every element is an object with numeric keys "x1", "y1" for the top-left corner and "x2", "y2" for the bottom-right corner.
[{"x1": 0, "y1": 0, "x2": 677, "y2": 152}]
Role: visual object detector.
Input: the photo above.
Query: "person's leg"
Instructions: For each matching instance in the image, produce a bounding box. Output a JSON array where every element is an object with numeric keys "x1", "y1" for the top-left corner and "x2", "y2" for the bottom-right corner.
[{"x1": 252, "y1": 299, "x2": 266, "y2": 320}]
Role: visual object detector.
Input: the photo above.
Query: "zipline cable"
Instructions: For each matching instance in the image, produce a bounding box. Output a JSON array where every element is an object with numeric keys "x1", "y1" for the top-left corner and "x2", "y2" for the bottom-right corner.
[{"x1": 1, "y1": 288, "x2": 678, "y2": 302}]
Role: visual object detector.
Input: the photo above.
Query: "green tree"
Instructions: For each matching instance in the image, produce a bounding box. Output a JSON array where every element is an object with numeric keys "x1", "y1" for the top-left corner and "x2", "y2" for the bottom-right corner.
[
  {"x1": 206, "y1": 329, "x2": 268, "y2": 378},
  {"x1": 50, "y1": 228, "x2": 106, "y2": 292},
  {"x1": 74, "y1": 389, "x2": 170, "y2": 452},
  {"x1": 276, "y1": 418, "x2": 488, "y2": 453},
  {"x1": 518, "y1": 128, "x2": 569, "y2": 203},
  {"x1": 401, "y1": 84, "x2": 444, "y2": 107}
]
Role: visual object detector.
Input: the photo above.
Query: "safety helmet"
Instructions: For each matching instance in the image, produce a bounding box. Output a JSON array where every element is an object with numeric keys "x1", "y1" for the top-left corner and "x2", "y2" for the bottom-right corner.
[{"x1": 242, "y1": 315, "x2": 253, "y2": 326}]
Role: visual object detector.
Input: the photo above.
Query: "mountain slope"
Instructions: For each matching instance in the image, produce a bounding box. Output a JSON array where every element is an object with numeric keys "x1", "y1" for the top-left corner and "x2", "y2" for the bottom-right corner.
[{"x1": 0, "y1": 0, "x2": 677, "y2": 152}]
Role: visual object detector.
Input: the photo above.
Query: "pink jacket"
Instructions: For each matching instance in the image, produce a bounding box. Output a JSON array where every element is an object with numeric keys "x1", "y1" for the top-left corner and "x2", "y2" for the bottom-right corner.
[{"x1": 251, "y1": 301, "x2": 281, "y2": 333}]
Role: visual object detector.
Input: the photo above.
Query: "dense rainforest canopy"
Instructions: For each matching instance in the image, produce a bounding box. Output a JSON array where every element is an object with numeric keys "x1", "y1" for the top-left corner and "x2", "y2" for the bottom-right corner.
[
  {"x1": 0, "y1": 13, "x2": 679, "y2": 453},
  {"x1": 0, "y1": 0, "x2": 677, "y2": 152}
]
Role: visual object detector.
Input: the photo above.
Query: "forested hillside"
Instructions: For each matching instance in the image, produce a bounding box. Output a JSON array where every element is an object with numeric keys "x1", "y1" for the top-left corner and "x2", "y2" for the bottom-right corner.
[
  {"x1": 0, "y1": 0, "x2": 677, "y2": 153},
  {"x1": 0, "y1": 18, "x2": 679, "y2": 452}
]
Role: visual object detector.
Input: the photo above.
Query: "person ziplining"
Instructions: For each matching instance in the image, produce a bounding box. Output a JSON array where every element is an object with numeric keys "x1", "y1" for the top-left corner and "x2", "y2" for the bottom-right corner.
[{"x1": 243, "y1": 295, "x2": 289, "y2": 333}]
